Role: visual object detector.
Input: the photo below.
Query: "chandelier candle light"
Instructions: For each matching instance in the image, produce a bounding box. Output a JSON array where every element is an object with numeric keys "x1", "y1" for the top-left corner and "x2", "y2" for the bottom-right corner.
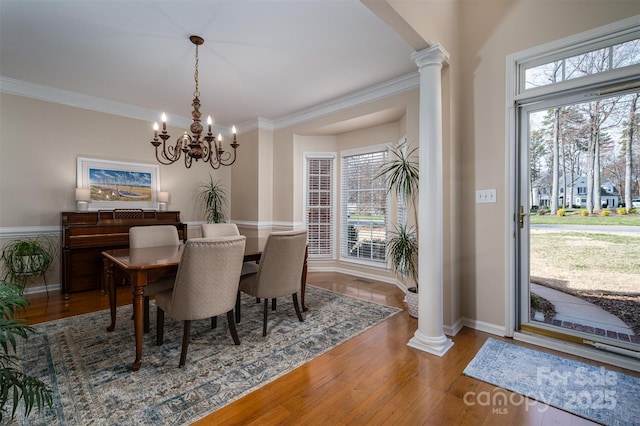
[{"x1": 151, "y1": 35, "x2": 239, "y2": 169}]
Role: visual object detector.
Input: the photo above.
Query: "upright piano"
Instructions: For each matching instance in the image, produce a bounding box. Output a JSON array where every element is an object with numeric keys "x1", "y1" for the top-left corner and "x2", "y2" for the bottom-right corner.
[{"x1": 60, "y1": 210, "x2": 187, "y2": 297}]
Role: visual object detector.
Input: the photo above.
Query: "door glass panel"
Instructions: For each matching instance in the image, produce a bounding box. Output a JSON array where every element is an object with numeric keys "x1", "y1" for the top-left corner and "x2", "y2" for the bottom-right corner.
[{"x1": 523, "y1": 90, "x2": 640, "y2": 351}]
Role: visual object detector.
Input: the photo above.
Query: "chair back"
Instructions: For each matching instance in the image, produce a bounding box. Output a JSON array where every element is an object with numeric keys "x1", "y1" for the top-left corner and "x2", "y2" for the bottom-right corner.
[
  {"x1": 255, "y1": 230, "x2": 307, "y2": 299},
  {"x1": 201, "y1": 223, "x2": 240, "y2": 238},
  {"x1": 129, "y1": 225, "x2": 180, "y2": 249},
  {"x1": 169, "y1": 236, "x2": 246, "y2": 320}
]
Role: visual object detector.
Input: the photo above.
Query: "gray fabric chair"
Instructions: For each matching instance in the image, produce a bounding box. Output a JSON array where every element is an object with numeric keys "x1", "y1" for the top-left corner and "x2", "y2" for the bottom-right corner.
[
  {"x1": 129, "y1": 225, "x2": 180, "y2": 332},
  {"x1": 155, "y1": 236, "x2": 246, "y2": 367},
  {"x1": 238, "y1": 230, "x2": 307, "y2": 336},
  {"x1": 201, "y1": 223, "x2": 240, "y2": 237},
  {"x1": 201, "y1": 222, "x2": 257, "y2": 276},
  {"x1": 202, "y1": 222, "x2": 259, "y2": 323}
]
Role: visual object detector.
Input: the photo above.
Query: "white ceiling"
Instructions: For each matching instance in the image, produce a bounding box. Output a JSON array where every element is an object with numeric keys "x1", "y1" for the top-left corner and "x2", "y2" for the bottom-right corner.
[{"x1": 0, "y1": 0, "x2": 419, "y2": 134}]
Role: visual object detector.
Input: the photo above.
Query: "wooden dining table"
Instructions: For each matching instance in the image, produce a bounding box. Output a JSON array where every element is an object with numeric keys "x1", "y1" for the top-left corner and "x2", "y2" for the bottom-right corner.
[{"x1": 101, "y1": 237, "x2": 307, "y2": 371}]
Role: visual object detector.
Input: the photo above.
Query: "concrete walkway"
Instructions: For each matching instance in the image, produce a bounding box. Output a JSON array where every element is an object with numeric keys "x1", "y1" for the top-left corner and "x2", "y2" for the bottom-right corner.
[{"x1": 530, "y1": 283, "x2": 633, "y2": 335}]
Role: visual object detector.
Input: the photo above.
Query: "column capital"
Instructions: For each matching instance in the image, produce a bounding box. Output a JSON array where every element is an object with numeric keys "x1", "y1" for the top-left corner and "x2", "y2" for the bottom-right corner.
[{"x1": 411, "y1": 42, "x2": 450, "y2": 69}]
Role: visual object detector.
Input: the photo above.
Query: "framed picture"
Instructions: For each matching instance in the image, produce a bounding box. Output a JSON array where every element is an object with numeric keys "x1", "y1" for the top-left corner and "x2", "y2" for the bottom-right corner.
[{"x1": 77, "y1": 157, "x2": 160, "y2": 211}]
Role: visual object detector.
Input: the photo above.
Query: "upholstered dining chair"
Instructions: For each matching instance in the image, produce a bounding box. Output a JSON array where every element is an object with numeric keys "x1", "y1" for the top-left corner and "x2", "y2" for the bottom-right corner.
[
  {"x1": 155, "y1": 236, "x2": 246, "y2": 367},
  {"x1": 238, "y1": 229, "x2": 307, "y2": 336},
  {"x1": 201, "y1": 223, "x2": 240, "y2": 238},
  {"x1": 129, "y1": 225, "x2": 180, "y2": 332},
  {"x1": 200, "y1": 222, "x2": 259, "y2": 278},
  {"x1": 202, "y1": 222, "x2": 259, "y2": 324}
]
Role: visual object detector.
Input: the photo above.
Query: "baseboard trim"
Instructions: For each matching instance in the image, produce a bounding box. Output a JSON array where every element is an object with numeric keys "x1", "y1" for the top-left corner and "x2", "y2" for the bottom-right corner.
[
  {"x1": 444, "y1": 317, "x2": 464, "y2": 337},
  {"x1": 462, "y1": 317, "x2": 506, "y2": 337},
  {"x1": 23, "y1": 283, "x2": 61, "y2": 295},
  {"x1": 308, "y1": 265, "x2": 399, "y2": 286}
]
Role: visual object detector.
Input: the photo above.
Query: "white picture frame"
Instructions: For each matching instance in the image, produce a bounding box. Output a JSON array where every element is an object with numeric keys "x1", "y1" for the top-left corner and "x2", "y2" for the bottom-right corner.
[{"x1": 76, "y1": 157, "x2": 161, "y2": 211}]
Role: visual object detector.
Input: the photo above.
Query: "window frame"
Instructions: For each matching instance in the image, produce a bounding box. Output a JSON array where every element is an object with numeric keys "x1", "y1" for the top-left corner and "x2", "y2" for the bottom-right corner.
[
  {"x1": 511, "y1": 16, "x2": 640, "y2": 105},
  {"x1": 303, "y1": 152, "x2": 337, "y2": 261},
  {"x1": 339, "y1": 143, "x2": 389, "y2": 268}
]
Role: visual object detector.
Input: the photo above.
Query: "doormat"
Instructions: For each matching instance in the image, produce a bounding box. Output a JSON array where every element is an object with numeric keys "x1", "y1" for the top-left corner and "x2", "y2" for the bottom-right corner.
[{"x1": 463, "y1": 338, "x2": 640, "y2": 425}]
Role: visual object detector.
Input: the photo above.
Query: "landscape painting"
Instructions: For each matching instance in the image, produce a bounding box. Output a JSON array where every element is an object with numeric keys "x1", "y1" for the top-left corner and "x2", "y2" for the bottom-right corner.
[{"x1": 77, "y1": 157, "x2": 160, "y2": 210}]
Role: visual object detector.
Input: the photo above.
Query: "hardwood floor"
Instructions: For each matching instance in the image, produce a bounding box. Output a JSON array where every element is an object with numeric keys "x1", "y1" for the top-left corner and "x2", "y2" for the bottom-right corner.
[{"x1": 21, "y1": 272, "x2": 634, "y2": 425}]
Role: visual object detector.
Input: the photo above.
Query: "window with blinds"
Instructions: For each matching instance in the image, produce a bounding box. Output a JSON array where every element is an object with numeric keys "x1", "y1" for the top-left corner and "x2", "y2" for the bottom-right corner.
[
  {"x1": 341, "y1": 147, "x2": 387, "y2": 265},
  {"x1": 305, "y1": 155, "x2": 335, "y2": 259}
]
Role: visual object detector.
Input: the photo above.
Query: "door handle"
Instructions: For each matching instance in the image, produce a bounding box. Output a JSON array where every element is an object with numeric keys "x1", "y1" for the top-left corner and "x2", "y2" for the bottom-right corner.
[{"x1": 519, "y1": 205, "x2": 528, "y2": 229}]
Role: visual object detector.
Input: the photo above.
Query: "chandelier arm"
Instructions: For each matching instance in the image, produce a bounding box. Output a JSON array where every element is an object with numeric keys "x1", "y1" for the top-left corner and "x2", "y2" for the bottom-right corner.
[
  {"x1": 153, "y1": 140, "x2": 183, "y2": 165},
  {"x1": 201, "y1": 140, "x2": 212, "y2": 162},
  {"x1": 164, "y1": 140, "x2": 184, "y2": 162},
  {"x1": 217, "y1": 147, "x2": 237, "y2": 166},
  {"x1": 207, "y1": 154, "x2": 221, "y2": 169}
]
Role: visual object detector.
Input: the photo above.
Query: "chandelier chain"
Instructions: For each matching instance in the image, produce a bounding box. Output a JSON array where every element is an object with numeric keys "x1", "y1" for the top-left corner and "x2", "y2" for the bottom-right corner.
[{"x1": 194, "y1": 44, "x2": 200, "y2": 98}]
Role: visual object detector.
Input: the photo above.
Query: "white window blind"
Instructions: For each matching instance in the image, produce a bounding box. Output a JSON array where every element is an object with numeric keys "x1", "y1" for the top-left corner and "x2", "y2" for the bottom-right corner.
[
  {"x1": 305, "y1": 155, "x2": 334, "y2": 259},
  {"x1": 341, "y1": 148, "x2": 387, "y2": 264}
]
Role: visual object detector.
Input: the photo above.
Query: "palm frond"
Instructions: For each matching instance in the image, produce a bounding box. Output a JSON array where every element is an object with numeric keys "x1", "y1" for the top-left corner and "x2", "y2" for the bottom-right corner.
[
  {"x1": 0, "y1": 281, "x2": 52, "y2": 421},
  {"x1": 375, "y1": 143, "x2": 419, "y2": 201},
  {"x1": 197, "y1": 174, "x2": 228, "y2": 223},
  {"x1": 0, "y1": 367, "x2": 53, "y2": 421}
]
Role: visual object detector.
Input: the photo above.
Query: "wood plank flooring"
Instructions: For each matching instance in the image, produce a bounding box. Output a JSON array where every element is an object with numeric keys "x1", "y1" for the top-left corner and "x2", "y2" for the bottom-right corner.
[{"x1": 20, "y1": 272, "x2": 636, "y2": 425}]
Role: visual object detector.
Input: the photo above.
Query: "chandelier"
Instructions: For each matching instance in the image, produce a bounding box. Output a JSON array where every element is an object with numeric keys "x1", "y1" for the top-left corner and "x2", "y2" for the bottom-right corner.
[{"x1": 151, "y1": 35, "x2": 239, "y2": 169}]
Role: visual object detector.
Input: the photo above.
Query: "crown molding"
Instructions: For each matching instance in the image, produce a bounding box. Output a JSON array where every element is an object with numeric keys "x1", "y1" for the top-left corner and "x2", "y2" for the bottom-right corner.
[
  {"x1": 0, "y1": 76, "x2": 235, "y2": 135},
  {"x1": 237, "y1": 116, "x2": 275, "y2": 133},
  {"x1": 2, "y1": 71, "x2": 419, "y2": 135},
  {"x1": 0, "y1": 76, "x2": 175, "y2": 122},
  {"x1": 271, "y1": 71, "x2": 419, "y2": 130}
]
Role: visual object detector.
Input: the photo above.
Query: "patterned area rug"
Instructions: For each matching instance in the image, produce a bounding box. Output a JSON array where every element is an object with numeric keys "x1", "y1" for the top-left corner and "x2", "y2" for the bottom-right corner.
[
  {"x1": 463, "y1": 338, "x2": 640, "y2": 426},
  {"x1": 11, "y1": 286, "x2": 400, "y2": 425}
]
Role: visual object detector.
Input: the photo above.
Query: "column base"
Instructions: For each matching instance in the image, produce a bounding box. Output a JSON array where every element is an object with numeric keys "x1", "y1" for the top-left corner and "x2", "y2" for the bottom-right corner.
[{"x1": 407, "y1": 330, "x2": 454, "y2": 357}]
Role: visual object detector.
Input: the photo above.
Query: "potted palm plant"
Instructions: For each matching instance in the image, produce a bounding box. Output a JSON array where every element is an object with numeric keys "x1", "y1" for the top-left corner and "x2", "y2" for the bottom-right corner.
[
  {"x1": 1, "y1": 236, "x2": 56, "y2": 293},
  {"x1": 197, "y1": 174, "x2": 228, "y2": 223},
  {"x1": 0, "y1": 282, "x2": 53, "y2": 421},
  {"x1": 377, "y1": 143, "x2": 420, "y2": 317}
]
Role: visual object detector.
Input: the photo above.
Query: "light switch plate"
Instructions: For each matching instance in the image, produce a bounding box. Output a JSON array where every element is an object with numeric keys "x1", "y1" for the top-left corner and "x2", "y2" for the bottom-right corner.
[{"x1": 476, "y1": 189, "x2": 497, "y2": 203}]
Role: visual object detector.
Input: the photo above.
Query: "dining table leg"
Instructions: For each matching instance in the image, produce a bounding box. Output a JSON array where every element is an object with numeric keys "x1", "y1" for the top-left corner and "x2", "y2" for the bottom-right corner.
[
  {"x1": 104, "y1": 259, "x2": 117, "y2": 332},
  {"x1": 301, "y1": 246, "x2": 308, "y2": 312},
  {"x1": 130, "y1": 270, "x2": 147, "y2": 372}
]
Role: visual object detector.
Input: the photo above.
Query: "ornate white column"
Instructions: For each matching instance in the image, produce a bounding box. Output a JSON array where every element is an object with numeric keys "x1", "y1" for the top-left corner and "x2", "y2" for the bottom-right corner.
[{"x1": 407, "y1": 43, "x2": 454, "y2": 356}]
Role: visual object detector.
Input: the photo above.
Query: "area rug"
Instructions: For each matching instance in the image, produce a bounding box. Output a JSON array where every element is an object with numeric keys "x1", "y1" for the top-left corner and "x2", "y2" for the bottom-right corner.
[
  {"x1": 463, "y1": 338, "x2": 640, "y2": 425},
  {"x1": 11, "y1": 286, "x2": 401, "y2": 425}
]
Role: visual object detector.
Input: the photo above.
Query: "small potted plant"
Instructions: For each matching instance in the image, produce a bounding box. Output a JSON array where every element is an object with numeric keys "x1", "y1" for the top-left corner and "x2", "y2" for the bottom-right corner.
[
  {"x1": 1, "y1": 236, "x2": 56, "y2": 292},
  {"x1": 387, "y1": 223, "x2": 419, "y2": 317},
  {"x1": 0, "y1": 282, "x2": 53, "y2": 420},
  {"x1": 377, "y1": 142, "x2": 420, "y2": 317},
  {"x1": 197, "y1": 174, "x2": 229, "y2": 223}
]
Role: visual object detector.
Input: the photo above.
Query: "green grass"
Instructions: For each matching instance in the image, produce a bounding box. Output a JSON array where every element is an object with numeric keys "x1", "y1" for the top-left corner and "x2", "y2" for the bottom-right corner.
[
  {"x1": 530, "y1": 231, "x2": 640, "y2": 293},
  {"x1": 530, "y1": 209, "x2": 640, "y2": 226}
]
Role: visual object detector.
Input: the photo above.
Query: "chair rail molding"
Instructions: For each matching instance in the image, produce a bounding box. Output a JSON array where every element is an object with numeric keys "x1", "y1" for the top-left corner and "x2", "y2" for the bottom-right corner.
[
  {"x1": 232, "y1": 220, "x2": 306, "y2": 231},
  {"x1": 0, "y1": 226, "x2": 59, "y2": 239}
]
